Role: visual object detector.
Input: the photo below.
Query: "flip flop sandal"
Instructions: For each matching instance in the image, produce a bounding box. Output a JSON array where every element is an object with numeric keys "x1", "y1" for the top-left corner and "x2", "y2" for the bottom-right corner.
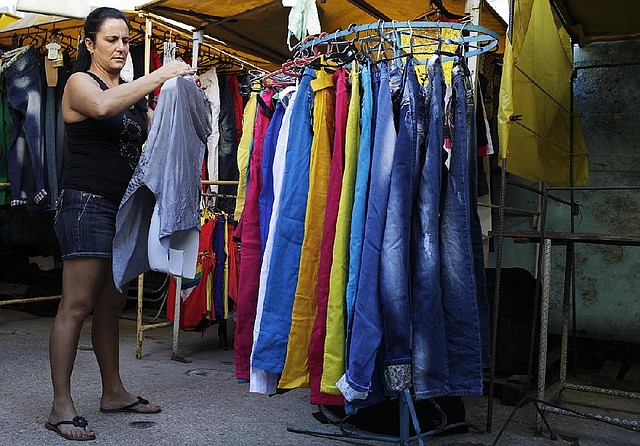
[
  {"x1": 45, "y1": 416, "x2": 96, "y2": 441},
  {"x1": 100, "y1": 396, "x2": 161, "y2": 414}
]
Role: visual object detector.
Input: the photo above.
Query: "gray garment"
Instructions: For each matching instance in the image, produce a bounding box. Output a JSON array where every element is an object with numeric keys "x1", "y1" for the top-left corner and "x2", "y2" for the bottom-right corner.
[{"x1": 112, "y1": 76, "x2": 212, "y2": 291}]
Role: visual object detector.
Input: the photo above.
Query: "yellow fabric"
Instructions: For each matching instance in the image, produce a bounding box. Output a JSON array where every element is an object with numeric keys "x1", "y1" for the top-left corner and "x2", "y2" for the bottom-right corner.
[
  {"x1": 498, "y1": 0, "x2": 588, "y2": 186},
  {"x1": 234, "y1": 93, "x2": 258, "y2": 220},
  {"x1": 279, "y1": 69, "x2": 335, "y2": 389},
  {"x1": 402, "y1": 28, "x2": 459, "y2": 85},
  {"x1": 321, "y1": 64, "x2": 361, "y2": 395}
]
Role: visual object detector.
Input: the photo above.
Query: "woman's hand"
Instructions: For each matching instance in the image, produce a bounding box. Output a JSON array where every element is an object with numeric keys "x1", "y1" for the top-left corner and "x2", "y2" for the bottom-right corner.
[{"x1": 154, "y1": 60, "x2": 196, "y2": 83}]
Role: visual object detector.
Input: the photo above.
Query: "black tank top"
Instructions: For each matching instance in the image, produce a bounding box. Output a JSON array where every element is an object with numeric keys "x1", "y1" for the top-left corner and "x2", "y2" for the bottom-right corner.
[{"x1": 60, "y1": 72, "x2": 148, "y2": 203}]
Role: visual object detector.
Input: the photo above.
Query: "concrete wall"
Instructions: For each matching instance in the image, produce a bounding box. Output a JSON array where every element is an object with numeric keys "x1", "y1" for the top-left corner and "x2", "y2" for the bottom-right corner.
[{"x1": 492, "y1": 39, "x2": 640, "y2": 342}]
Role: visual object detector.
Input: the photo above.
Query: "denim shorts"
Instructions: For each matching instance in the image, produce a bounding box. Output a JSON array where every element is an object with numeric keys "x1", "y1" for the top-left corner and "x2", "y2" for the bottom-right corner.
[{"x1": 54, "y1": 188, "x2": 119, "y2": 260}]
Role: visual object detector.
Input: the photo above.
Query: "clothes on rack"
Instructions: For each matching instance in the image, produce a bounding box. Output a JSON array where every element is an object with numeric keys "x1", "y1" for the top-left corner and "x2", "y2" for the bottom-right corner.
[
  {"x1": 4, "y1": 47, "x2": 47, "y2": 206},
  {"x1": 167, "y1": 213, "x2": 239, "y2": 330},
  {"x1": 229, "y1": 46, "x2": 494, "y2": 413}
]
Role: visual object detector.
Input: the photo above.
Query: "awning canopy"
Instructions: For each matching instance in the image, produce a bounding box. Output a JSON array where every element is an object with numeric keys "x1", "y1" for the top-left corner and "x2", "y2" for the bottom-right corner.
[
  {"x1": 550, "y1": 0, "x2": 640, "y2": 45},
  {"x1": 0, "y1": 11, "x2": 270, "y2": 71},
  {"x1": 137, "y1": 0, "x2": 507, "y2": 66}
]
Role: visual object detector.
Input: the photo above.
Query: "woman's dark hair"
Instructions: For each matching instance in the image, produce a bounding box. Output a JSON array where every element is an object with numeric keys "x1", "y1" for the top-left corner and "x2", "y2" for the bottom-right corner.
[{"x1": 74, "y1": 7, "x2": 130, "y2": 72}]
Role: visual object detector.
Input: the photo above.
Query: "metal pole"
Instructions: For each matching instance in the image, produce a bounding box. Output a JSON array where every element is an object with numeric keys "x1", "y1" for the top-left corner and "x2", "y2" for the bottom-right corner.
[
  {"x1": 135, "y1": 274, "x2": 144, "y2": 359},
  {"x1": 536, "y1": 238, "x2": 552, "y2": 435},
  {"x1": 487, "y1": 0, "x2": 515, "y2": 433}
]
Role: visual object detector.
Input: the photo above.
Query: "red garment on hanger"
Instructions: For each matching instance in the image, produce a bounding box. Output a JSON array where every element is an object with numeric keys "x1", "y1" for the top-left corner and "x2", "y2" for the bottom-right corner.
[
  {"x1": 233, "y1": 88, "x2": 275, "y2": 381},
  {"x1": 227, "y1": 75, "x2": 244, "y2": 143},
  {"x1": 167, "y1": 219, "x2": 216, "y2": 330},
  {"x1": 309, "y1": 69, "x2": 348, "y2": 406},
  {"x1": 227, "y1": 222, "x2": 240, "y2": 304}
]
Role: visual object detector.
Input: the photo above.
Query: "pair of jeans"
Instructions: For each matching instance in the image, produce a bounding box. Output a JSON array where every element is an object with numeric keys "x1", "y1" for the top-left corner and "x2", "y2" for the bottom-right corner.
[
  {"x1": 439, "y1": 65, "x2": 483, "y2": 396},
  {"x1": 412, "y1": 56, "x2": 449, "y2": 399},
  {"x1": 339, "y1": 62, "x2": 398, "y2": 403},
  {"x1": 5, "y1": 48, "x2": 47, "y2": 206},
  {"x1": 379, "y1": 58, "x2": 426, "y2": 392},
  {"x1": 344, "y1": 64, "x2": 374, "y2": 337},
  {"x1": 463, "y1": 66, "x2": 492, "y2": 369},
  {"x1": 251, "y1": 68, "x2": 316, "y2": 374}
]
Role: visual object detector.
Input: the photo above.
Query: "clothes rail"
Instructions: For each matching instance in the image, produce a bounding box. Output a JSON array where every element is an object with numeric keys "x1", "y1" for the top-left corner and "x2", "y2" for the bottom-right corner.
[{"x1": 296, "y1": 20, "x2": 499, "y2": 61}]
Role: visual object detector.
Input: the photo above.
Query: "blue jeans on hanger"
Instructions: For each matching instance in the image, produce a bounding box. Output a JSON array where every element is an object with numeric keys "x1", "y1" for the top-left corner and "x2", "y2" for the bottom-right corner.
[
  {"x1": 379, "y1": 58, "x2": 425, "y2": 392},
  {"x1": 439, "y1": 65, "x2": 483, "y2": 396},
  {"x1": 340, "y1": 62, "x2": 398, "y2": 403},
  {"x1": 464, "y1": 67, "x2": 492, "y2": 369},
  {"x1": 412, "y1": 57, "x2": 449, "y2": 399},
  {"x1": 5, "y1": 48, "x2": 47, "y2": 206},
  {"x1": 345, "y1": 64, "x2": 373, "y2": 338},
  {"x1": 250, "y1": 68, "x2": 316, "y2": 373}
]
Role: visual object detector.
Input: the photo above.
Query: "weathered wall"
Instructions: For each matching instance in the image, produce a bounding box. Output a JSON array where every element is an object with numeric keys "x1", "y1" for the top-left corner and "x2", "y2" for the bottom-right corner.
[{"x1": 493, "y1": 39, "x2": 640, "y2": 342}]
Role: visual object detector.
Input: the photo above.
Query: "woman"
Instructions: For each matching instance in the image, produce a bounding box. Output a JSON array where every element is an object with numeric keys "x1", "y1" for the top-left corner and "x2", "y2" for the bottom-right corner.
[{"x1": 46, "y1": 7, "x2": 196, "y2": 441}]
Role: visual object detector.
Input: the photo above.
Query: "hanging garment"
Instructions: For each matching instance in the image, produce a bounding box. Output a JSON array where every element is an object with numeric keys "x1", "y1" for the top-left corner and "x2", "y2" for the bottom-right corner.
[
  {"x1": 250, "y1": 68, "x2": 316, "y2": 374},
  {"x1": 233, "y1": 88, "x2": 274, "y2": 380},
  {"x1": 211, "y1": 214, "x2": 228, "y2": 321},
  {"x1": 200, "y1": 67, "x2": 221, "y2": 195},
  {"x1": 112, "y1": 76, "x2": 212, "y2": 291},
  {"x1": 412, "y1": 56, "x2": 449, "y2": 399},
  {"x1": 338, "y1": 62, "x2": 398, "y2": 404},
  {"x1": 227, "y1": 221, "x2": 240, "y2": 304},
  {"x1": 344, "y1": 64, "x2": 373, "y2": 333},
  {"x1": 259, "y1": 89, "x2": 293, "y2": 255},
  {"x1": 250, "y1": 88, "x2": 298, "y2": 394},
  {"x1": 5, "y1": 48, "x2": 47, "y2": 206},
  {"x1": 279, "y1": 69, "x2": 335, "y2": 389},
  {"x1": 227, "y1": 75, "x2": 244, "y2": 144},
  {"x1": 313, "y1": 67, "x2": 350, "y2": 402},
  {"x1": 439, "y1": 64, "x2": 483, "y2": 397},
  {"x1": 0, "y1": 92, "x2": 10, "y2": 205},
  {"x1": 465, "y1": 69, "x2": 492, "y2": 370},
  {"x1": 167, "y1": 219, "x2": 216, "y2": 330},
  {"x1": 378, "y1": 58, "x2": 426, "y2": 393},
  {"x1": 234, "y1": 93, "x2": 258, "y2": 221},
  {"x1": 217, "y1": 74, "x2": 239, "y2": 213}
]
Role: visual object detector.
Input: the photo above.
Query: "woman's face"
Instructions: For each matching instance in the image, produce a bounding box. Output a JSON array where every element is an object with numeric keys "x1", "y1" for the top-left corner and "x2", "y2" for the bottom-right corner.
[{"x1": 87, "y1": 18, "x2": 130, "y2": 74}]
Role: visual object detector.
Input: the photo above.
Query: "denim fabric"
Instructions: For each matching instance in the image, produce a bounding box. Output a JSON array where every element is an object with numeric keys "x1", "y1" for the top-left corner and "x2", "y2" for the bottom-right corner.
[
  {"x1": 54, "y1": 188, "x2": 119, "y2": 259},
  {"x1": 464, "y1": 68, "x2": 492, "y2": 369},
  {"x1": 251, "y1": 68, "x2": 316, "y2": 373},
  {"x1": 259, "y1": 99, "x2": 286, "y2": 256},
  {"x1": 345, "y1": 64, "x2": 373, "y2": 333},
  {"x1": 339, "y1": 62, "x2": 397, "y2": 402},
  {"x1": 234, "y1": 88, "x2": 274, "y2": 379},
  {"x1": 5, "y1": 48, "x2": 47, "y2": 206},
  {"x1": 379, "y1": 58, "x2": 425, "y2": 392},
  {"x1": 112, "y1": 76, "x2": 212, "y2": 292},
  {"x1": 412, "y1": 57, "x2": 449, "y2": 399},
  {"x1": 439, "y1": 65, "x2": 483, "y2": 396}
]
